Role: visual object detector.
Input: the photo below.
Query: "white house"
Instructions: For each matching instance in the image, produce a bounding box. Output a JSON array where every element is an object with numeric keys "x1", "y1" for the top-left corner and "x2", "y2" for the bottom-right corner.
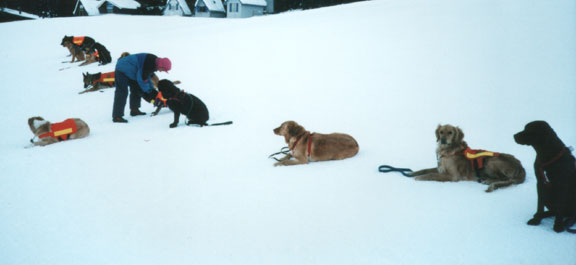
[
  {"x1": 73, "y1": 0, "x2": 140, "y2": 16},
  {"x1": 194, "y1": 0, "x2": 226, "y2": 18},
  {"x1": 226, "y1": 0, "x2": 267, "y2": 18},
  {"x1": 163, "y1": 0, "x2": 193, "y2": 16}
]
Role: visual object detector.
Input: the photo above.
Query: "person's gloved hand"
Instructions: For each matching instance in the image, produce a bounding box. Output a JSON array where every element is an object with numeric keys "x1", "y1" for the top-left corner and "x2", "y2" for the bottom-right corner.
[
  {"x1": 153, "y1": 98, "x2": 163, "y2": 108},
  {"x1": 143, "y1": 89, "x2": 159, "y2": 103}
]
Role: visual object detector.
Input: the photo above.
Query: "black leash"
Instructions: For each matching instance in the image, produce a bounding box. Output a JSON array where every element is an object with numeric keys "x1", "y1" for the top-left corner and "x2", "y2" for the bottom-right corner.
[
  {"x1": 269, "y1": 146, "x2": 291, "y2": 161},
  {"x1": 378, "y1": 165, "x2": 414, "y2": 177},
  {"x1": 207, "y1": 121, "x2": 233, "y2": 126},
  {"x1": 186, "y1": 121, "x2": 233, "y2": 127}
]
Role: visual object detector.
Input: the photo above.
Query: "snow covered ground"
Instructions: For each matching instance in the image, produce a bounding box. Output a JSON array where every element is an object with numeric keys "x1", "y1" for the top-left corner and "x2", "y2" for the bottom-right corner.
[{"x1": 0, "y1": 0, "x2": 575, "y2": 264}]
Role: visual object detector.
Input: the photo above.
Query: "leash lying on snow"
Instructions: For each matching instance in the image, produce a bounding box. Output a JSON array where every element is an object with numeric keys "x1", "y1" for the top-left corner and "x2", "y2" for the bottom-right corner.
[
  {"x1": 186, "y1": 121, "x2": 233, "y2": 127},
  {"x1": 268, "y1": 146, "x2": 291, "y2": 161},
  {"x1": 378, "y1": 165, "x2": 414, "y2": 177}
]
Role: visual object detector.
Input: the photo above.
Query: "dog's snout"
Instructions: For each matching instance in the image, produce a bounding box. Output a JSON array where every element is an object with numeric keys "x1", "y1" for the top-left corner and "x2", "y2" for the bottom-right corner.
[
  {"x1": 440, "y1": 137, "x2": 447, "y2": 145},
  {"x1": 514, "y1": 132, "x2": 526, "y2": 145}
]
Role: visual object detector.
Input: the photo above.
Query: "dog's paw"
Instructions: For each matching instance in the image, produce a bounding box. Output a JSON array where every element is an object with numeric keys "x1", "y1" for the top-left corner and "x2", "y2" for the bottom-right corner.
[
  {"x1": 553, "y1": 223, "x2": 566, "y2": 233},
  {"x1": 527, "y1": 218, "x2": 541, "y2": 226},
  {"x1": 169, "y1": 123, "x2": 178, "y2": 128},
  {"x1": 274, "y1": 161, "x2": 284, "y2": 167},
  {"x1": 485, "y1": 185, "x2": 495, "y2": 193}
]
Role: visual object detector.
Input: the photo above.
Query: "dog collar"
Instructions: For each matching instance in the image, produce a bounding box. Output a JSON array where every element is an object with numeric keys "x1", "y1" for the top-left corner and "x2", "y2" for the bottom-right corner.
[
  {"x1": 290, "y1": 132, "x2": 314, "y2": 161},
  {"x1": 539, "y1": 147, "x2": 569, "y2": 185}
]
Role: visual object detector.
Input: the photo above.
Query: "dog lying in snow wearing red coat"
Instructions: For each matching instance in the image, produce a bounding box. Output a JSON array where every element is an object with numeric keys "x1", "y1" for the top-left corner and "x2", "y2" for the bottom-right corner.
[{"x1": 28, "y1": 117, "x2": 90, "y2": 147}]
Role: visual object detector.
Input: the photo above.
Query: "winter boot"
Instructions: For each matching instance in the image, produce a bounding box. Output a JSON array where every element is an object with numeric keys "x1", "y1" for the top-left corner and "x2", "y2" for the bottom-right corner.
[
  {"x1": 130, "y1": 109, "x2": 146, "y2": 116},
  {"x1": 113, "y1": 117, "x2": 128, "y2": 123}
]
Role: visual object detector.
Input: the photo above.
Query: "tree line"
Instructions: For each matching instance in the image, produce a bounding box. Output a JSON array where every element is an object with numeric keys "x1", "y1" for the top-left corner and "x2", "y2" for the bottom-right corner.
[
  {"x1": 275, "y1": 0, "x2": 366, "y2": 12},
  {"x1": 1, "y1": 0, "x2": 367, "y2": 18}
]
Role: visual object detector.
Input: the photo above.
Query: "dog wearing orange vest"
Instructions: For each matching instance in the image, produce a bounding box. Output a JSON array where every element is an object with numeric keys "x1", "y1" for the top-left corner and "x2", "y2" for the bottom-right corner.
[
  {"x1": 27, "y1": 117, "x2": 90, "y2": 147},
  {"x1": 411, "y1": 124, "x2": 525, "y2": 192},
  {"x1": 273, "y1": 121, "x2": 359, "y2": 166},
  {"x1": 61, "y1": 36, "x2": 95, "y2": 63}
]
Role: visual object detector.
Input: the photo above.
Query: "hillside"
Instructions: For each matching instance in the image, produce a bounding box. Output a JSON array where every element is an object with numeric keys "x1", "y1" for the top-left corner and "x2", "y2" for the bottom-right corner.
[{"x1": 0, "y1": 0, "x2": 575, "y2": 264}]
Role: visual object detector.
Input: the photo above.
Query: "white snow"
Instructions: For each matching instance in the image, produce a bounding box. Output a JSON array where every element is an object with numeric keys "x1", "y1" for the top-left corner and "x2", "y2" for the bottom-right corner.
[{"x1": 0, "y1": 0, "x2": 575, "y2": 264}]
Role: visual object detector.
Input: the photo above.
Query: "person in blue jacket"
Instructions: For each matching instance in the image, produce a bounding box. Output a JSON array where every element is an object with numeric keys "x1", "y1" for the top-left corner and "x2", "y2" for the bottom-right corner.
[{"x1": 112, "y1": 53, "x2": 172, "y2": 123}]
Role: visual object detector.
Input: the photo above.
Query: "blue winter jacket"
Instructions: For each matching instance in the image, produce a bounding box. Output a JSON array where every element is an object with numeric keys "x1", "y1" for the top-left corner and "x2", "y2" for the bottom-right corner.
[{"x1": 115, "y1": 53, "x2": 156, "y2": 93}]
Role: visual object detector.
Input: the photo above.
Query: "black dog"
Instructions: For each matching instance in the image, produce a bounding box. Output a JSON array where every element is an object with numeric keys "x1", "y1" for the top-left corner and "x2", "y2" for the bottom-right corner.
[
  {"x1": 514, "y1": 121, "x2": 576, "y2": 232},
  {"x1": 84, "y1": 42, "x2": 112, "y2": 65},
  {"x1": 157, "y1": 79, "x2": 209, "y2": 128}
]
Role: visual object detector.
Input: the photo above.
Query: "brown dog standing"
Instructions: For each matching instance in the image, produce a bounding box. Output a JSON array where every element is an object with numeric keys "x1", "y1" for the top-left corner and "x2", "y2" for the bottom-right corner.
[
  {"x1": 273, "y1": 121, "x2": 359, "y2": 166},
  {"x1": 412, "y1": 124, "x2": 525, "y2": 192},
  {"x1": 515, "y1": 121, "x2": 576, "y2": 232}
]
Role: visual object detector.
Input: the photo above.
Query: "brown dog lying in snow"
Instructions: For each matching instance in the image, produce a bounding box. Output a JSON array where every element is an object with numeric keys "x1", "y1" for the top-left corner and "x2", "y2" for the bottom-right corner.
[
  {"x1": 28, "y1": 116, "x2": 90, "y2": 146},
  {"x1": 273, "y1": 121, "x2": 359, "y2": 166},
  {"x1": 411, "y1": 124, "x2": 525, "y2": 192}
]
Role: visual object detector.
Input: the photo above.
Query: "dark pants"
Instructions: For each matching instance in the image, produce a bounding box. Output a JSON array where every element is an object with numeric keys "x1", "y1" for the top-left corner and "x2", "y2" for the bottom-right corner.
[{"x1": 112, "y1": 71, "x2": 142, "y2": 118}]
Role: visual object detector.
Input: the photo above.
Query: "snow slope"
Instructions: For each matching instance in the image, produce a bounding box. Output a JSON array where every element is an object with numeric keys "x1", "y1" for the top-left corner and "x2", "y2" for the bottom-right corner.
[{"x1": 0, "y1": 0, "x2": 575, "y2": 264}]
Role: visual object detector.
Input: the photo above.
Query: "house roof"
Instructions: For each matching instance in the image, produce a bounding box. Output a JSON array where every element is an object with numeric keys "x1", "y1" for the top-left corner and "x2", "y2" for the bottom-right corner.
[
  {"x1": 240, "y1": 0, "x2": 267, "y2": 7},
  {"x1": 106, "y1": 0, "x2": 141, "y2": 9},
  {"x1": 75, "y1": 0, "x2": 100, "y2": 15},
  {"x1": 75, "y1": 0, "x2": 140, "y2": 16},
  {"x1": 0, "y1": 7, "x2": 40, "y2": 19},
  {"x1": 195, "y1": 0, "x2": 225, "y2": 13},
  {"x1": 164, "y1": 0, "x2": 192, "y2": 16}
]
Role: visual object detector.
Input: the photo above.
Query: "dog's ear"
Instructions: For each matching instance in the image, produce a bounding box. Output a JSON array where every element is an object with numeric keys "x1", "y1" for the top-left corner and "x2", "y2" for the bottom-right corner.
[
  {"x1": 287, "y1": 121, "x2": 305, "y2": 137},
  {"x1": 435, "y1": 125, "x2": 442, "y2": 142},
  {"x1": 28, "y1": 116, "x2": 44, "y2": 133},
  {"x1": 455, "y1": 126, "x2": 465, "y2": 143}
]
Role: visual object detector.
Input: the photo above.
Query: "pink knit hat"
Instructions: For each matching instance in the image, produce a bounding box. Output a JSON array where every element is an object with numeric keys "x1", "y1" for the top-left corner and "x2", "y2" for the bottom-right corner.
[{"x1": 156, "y1": 57, "x2": 172, "y2": 72}]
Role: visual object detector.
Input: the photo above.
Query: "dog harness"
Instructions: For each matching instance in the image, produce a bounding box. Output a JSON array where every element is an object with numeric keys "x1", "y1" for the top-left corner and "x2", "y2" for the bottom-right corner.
[
  {"x1": 73, "y1": 36, "x2": 85, "y2": 46},
  {"x1": 38, "y1": 119, "x2": 78, "y2": 141},
  {"x1": 93, "y1": 72, "x2": 115, "y2": 87},
  {"x1": 290, "y1": 132, "x2": 314, "y2": 161},
  {"x1": 168, "y1": 91, "x2": 194, "y2": 116},
  {"x1": 538, "y1": 147, "x2": 570, "y2": 186},
  {"x1": 463, "y1": 146, "x2": 499, "y2": 170}
]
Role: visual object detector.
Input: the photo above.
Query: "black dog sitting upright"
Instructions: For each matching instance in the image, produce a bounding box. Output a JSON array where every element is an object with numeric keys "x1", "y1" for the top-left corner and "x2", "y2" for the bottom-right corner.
[
  {"x1": 514, "y1": 121, "x2": 576, "y2": 232},
  {"x1": 157, "y1": 79, "x2": 209, "y2": 128}
]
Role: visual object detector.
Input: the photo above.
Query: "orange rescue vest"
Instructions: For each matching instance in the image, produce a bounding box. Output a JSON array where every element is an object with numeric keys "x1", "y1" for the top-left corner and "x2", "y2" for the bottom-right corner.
[
  {"x1": 73, "y1": 36, "x2": 85, "y2": 46},
  {"x1": 463, "y1": 147, "x2": 499, "y2": 169},
  {"x1": 38, "y1": 119, "x2": 78, "y2": 141},
  {"x1": 94, "y1": 72, "x2": 115, "y2": 86}
]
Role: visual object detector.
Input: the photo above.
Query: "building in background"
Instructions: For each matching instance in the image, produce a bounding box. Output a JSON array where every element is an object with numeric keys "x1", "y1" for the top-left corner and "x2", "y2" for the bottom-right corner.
[
  {"x1": 0, "y1": 7, "x2": 39, "y2": 22},
  {"x1": 226, "y1": 0, "x2": 266, "y2": 18},
  {"x1": 194, "y1": 0, "x2": 225, "y2": 18},
  {"x1": 73, "y1": 0, "x2": 140, "y2": 16},
  {"x1": 163, "y1": 0, "x2": 192, "y2": 16}
]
